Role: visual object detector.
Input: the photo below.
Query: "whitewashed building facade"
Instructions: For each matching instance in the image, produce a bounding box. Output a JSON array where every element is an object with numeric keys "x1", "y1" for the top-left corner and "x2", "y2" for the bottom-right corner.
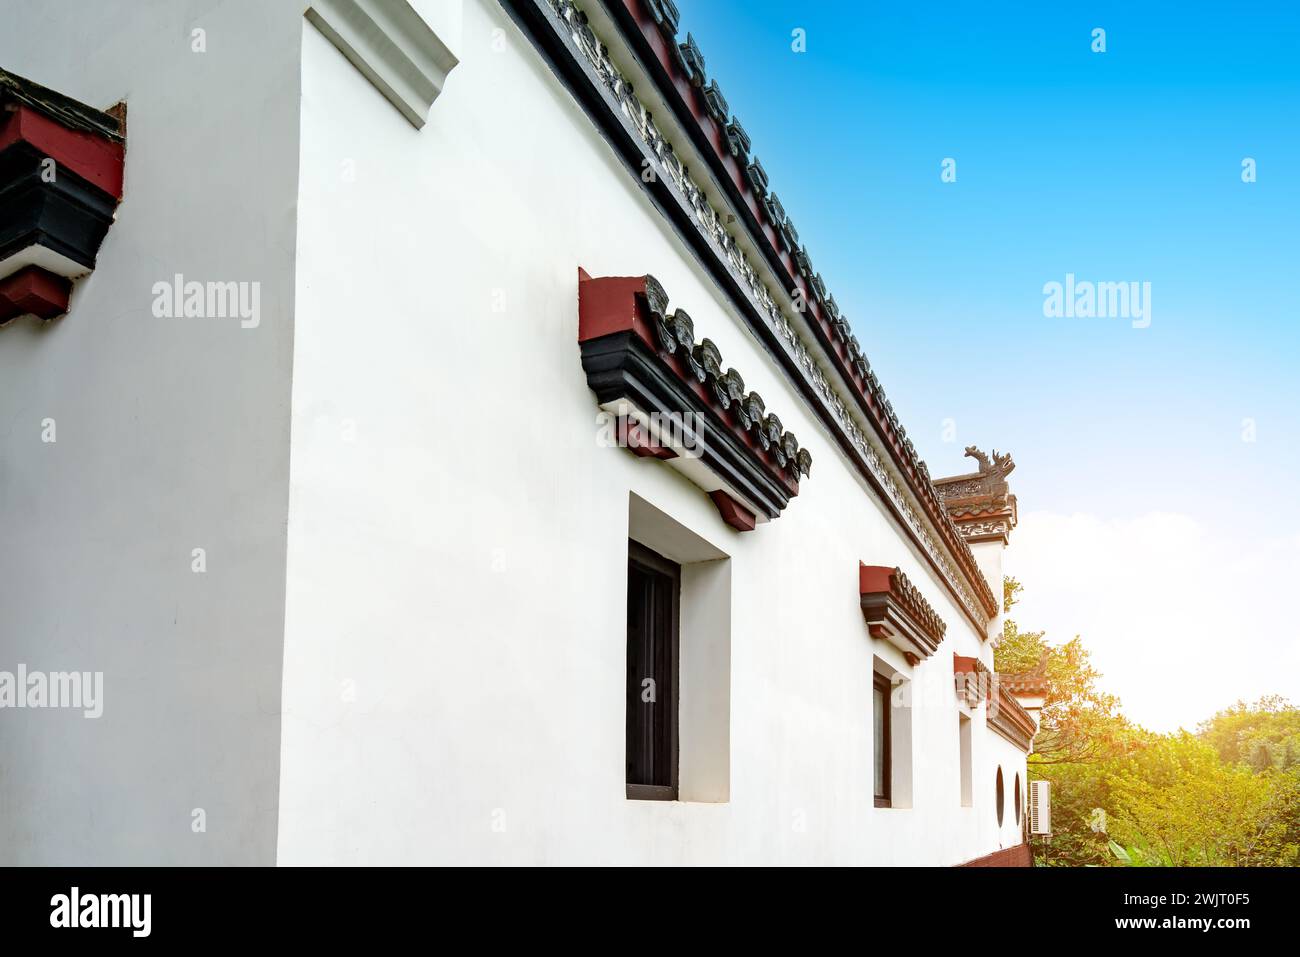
[{"x1": 0, "y1": 0, "x2": 1040, "y2": 865}]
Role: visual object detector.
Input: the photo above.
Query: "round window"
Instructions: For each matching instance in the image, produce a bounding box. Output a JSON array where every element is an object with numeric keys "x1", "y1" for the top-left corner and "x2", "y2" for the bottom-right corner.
[
  {"x1": 995, "y1": 767, "x2": 1005, "y2": 826},
  {"x1": 1014, "y1": 773, "x2": 1022, "y2": 826}
]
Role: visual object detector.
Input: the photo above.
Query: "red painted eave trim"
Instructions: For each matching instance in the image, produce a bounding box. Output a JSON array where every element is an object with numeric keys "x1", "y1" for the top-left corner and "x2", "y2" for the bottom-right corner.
[
  {"x1": 579, "y1": 270, "x2": 802, "y2": 498},
  {"x1": 709, "y1": 489, "x2": 757, "y2": 531},
  {"x1": 858, "y1": 563, "x2": 895, "y2": 596},
  {"x1": 0, "y1": 266, "x2": 72, "y2": 323},
  {"x1": 996, "y1": 686, "x2": 1038, "y2": 734},
  {"x1": 620, "y1": 0, "x2": 804, "y2": 314},
  {"x1": 612, "y1": 2, "x2": 998, "y2": 620},
  {"x1": 577, "y1": 271, "x2": 657, "y2": 347},
  {"x1": 618, "y1": 415, "x2": 677, "y2": 459},
  {"x1": 0, "y1": 104, "x2": 124, "y2": 199}
]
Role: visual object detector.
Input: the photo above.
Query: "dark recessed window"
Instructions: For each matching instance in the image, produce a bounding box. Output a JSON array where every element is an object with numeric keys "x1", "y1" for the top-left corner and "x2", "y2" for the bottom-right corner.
[
  {"x1": 626, "y1": 540, "x2": 679, "y2": 800},
  {"x1": 995, "y1": 766, "x2": 1005, "y2": 826},
  {"x1": 873, "y1": 673, "x2": 891, "y2": 807},
  {"x1": 1014, "y1": 773, "x2": 1022, "y2": 826}
]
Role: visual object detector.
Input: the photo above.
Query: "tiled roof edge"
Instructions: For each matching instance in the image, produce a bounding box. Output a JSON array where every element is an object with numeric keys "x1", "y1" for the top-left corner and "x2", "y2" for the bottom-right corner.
[
  {"x1": 596, "y1": 0, "x2": 999, "y2": 618},
  {"x1": 0, "y1": 68, "x2": 123, "y2": 142}
]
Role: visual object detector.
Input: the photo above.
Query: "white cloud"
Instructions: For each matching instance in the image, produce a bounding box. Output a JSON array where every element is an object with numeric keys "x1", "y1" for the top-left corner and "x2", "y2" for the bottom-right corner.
[{"x1": 1004, "y1": 511, "x2": 1300, "y2": 732}]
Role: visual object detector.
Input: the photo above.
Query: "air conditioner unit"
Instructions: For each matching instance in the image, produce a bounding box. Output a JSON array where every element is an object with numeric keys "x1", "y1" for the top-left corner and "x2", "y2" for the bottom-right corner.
[{"x1": 1029, "y1": 780, "x2": 1051, "y2": 836}]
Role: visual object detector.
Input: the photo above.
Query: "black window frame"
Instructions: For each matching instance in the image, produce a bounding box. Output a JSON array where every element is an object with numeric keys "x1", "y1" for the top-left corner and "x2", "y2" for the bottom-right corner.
[
  {"x1": 1014, "y1": 772, "x2": 1022, "y2": 826},
  {"x1": 626, "y1": 540, "x2": 680, "y2": 801},
  {"x1": 873, "y1": 672, "x2": 892, "y2": 808}
]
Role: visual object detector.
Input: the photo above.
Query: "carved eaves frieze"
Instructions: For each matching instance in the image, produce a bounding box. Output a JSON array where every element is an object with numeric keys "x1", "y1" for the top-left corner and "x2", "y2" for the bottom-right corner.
[
  {"x1": 519, "y1": 0, "x2": 1000, "y2": 631},
  {"x1": 617, "y1": 0, "x2": 998, "y2": 610},
  {"x1": 578, "y1": 270, "x2": 810, "y2": 531}
]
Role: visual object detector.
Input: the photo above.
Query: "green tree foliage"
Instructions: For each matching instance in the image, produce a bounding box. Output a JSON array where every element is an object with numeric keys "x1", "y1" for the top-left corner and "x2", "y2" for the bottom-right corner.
[
  {"x1": 1199, "y1": 696, "x2": 1300, "y2": 771},
  {"x1": 1107, "y1": 732, "x2": 1296, "y2": 866},
  {"x1": 999, "y1": 578, "x2": 1300, "y2": 867},
  {"x1": 996, "y1": 578, "x2": 1129, "y2": 767}
]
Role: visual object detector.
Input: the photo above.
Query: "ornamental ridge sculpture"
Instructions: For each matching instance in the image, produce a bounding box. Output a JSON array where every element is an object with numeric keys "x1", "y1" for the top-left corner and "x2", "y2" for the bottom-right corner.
[
  {"x1": 933, "y1": 446, "x2": 1018, "y2": 546},
  {"x1": 962, "y1": 446, "x2": 1015, "y2": 496},
  {"x1": 936, "y1": 446, "x2": 1016, "y2": 503}
]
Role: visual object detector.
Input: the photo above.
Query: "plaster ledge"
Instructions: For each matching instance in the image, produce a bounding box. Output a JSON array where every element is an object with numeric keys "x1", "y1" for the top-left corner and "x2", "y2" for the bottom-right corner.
[{"x1": 306, "y1": 0, "x2": 459, "y2": 129}]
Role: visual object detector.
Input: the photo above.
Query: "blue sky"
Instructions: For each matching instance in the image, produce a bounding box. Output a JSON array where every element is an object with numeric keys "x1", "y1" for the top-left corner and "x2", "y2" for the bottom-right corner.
[{"x1": 682, "y1": 2, "x2": 1300, "y2": 728}]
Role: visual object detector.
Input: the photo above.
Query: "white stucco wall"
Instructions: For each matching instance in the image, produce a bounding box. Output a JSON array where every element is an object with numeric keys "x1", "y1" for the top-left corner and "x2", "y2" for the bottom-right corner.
[
  {"x1": 278, "y1": 0, "x2": 1026, "y2": 865},
  {"x1": 0, "y1": 1, "x2": 302, "y2": 864},
  {"x1": 989, "y1": 731, "x2": 1031, "y2": 849}
]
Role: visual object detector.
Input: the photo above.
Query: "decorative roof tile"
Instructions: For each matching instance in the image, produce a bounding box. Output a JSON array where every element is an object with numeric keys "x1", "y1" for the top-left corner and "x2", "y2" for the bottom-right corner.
[
  {"x1": 0, "y1": 68, "x2": 124, "y2": 327},
  {"x1": 538, "y1": 0, "x2": 1001, "y2": 628},
  {"x1": 860, "y1": 563, "x2": 948, "y2": 661},
  {"x1": 675, "y1": 32, "x2": 706, "y2": 86},
  {"x1": 579, "y1": 271, "x2": 811, "y2": 531},
  {"x1": 645, "y1": 0, "x2": 680, "y2": 35},
  {"x1": 701, "y1": 79, "x2": 728, "y2": 122},
  {"x1": 988, "y1": 681, "x2": 1037, "y2": 752},
  {"x1": 0, "y1": 68, "x2": 123, "y2": 143},
  {"x1": 725, "y1": 116, "x2": 750, "y2": 158},
  {"x1": 999, "y1": 650, "x2": 1049, "y2": 695},
  {"x1": 953, "y1": 653, "x2": 992, "y2": 706},
  {"x1": 762, "y1": 191, "x2": 785, "y2": 227}
]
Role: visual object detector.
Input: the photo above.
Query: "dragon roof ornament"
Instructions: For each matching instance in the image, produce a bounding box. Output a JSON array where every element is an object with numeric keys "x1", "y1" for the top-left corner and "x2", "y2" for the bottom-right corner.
[{"x1": 934, "y1": 446, "x2": 1019, "y2": 545}]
